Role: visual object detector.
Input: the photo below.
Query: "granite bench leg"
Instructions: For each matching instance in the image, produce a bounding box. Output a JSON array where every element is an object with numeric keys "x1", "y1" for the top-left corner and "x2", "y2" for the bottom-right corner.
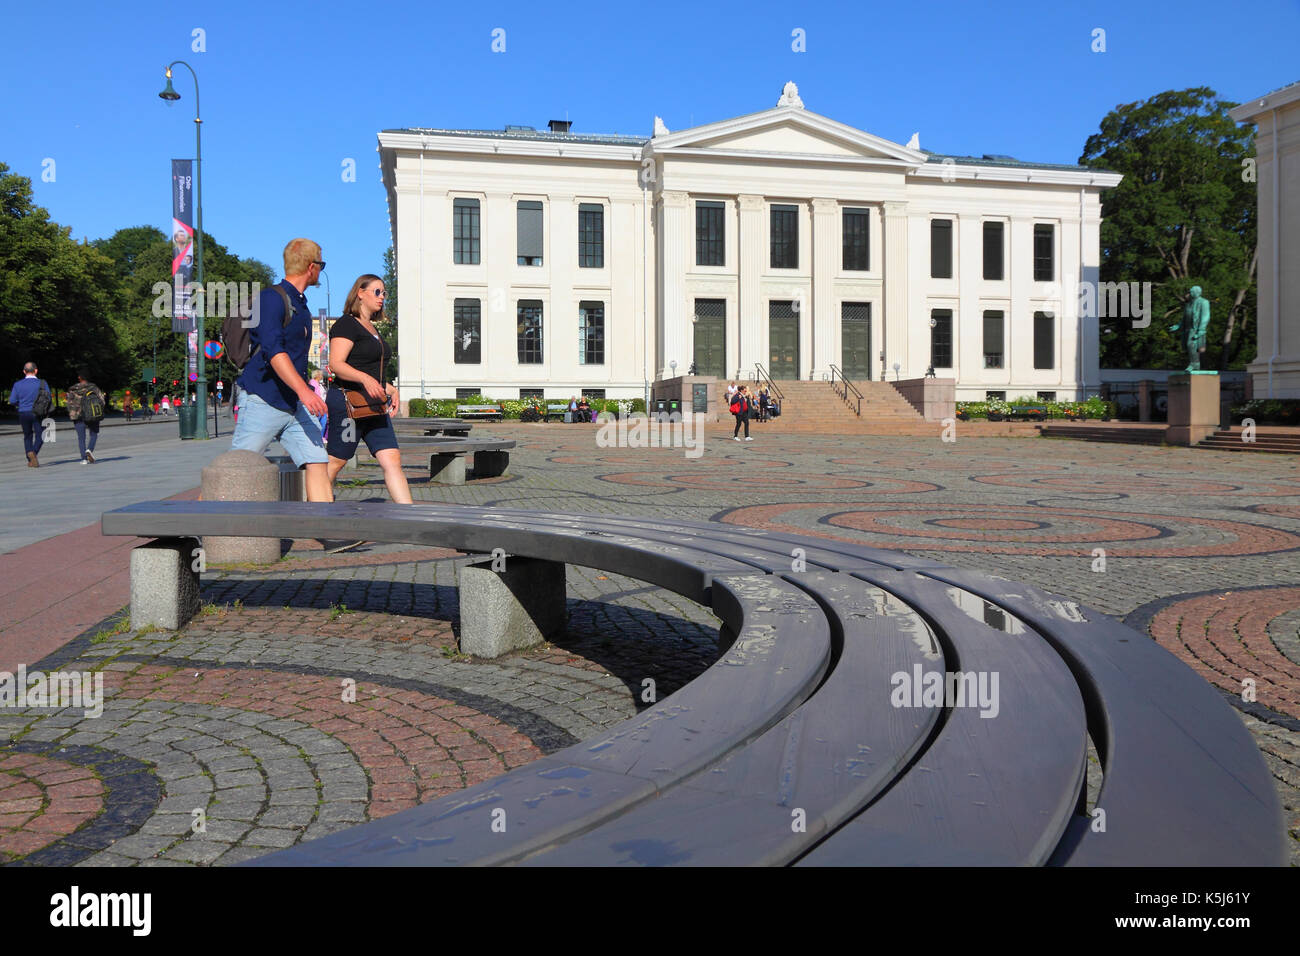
[
  {"x1": 429, "y1": 453, "x2": 467, "y2": 485},
  {"x1": 473, "y1": 450, "x2": 509, "y2": 478},
  {"x1": 458, "y1": 556, "x2": 566, "y2": 658},
  {"x1": 130, "y1": 538, "x2": 202, "y2": 631}
]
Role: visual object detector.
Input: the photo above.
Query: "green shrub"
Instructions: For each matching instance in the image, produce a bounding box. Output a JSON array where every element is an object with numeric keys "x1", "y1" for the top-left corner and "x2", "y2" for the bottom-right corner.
[{"x1": 1231, "y1": 398, "x2": 1300, "y2": 426}]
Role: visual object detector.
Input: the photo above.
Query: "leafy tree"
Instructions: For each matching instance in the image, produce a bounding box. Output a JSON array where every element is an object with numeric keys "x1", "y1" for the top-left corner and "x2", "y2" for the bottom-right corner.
[
  {"x1": 1080, "y1": 88, "x2": 1257, "y2": 370},
  {"x1": 380, "y1": 244, "x2": 399, "y2": 381},
  {"x1": 0, "y1": 162, "x2": 128, "y2": 394}
]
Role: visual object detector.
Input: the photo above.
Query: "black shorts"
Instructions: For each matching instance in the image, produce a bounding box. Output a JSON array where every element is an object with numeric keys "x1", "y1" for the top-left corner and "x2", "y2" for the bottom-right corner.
[{"x1": 325, "y1": 387, "x2": 400, "y2": 460}]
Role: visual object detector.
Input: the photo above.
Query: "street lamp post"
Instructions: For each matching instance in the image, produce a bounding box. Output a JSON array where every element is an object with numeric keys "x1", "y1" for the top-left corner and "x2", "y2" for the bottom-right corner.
[{"x1": 159, "y1": 61, "x2": 208, "y2": 439}]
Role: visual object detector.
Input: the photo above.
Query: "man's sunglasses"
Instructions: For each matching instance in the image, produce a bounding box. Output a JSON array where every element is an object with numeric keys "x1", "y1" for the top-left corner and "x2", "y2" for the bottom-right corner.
[{"x1": 313, "y1": 260, "x2": 326, "y2": 271}]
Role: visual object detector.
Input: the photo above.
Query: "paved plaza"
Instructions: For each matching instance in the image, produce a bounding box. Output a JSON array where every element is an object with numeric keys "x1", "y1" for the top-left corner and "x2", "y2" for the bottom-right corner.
[{"x1": 1, "y1": 422, "x2": 1297, "y2": 865}]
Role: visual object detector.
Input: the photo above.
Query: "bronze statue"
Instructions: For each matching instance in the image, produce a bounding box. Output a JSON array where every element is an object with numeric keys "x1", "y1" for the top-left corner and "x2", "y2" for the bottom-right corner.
[{"x1": 1168, "y1": 286, "x2": 1211, "y2": 371}]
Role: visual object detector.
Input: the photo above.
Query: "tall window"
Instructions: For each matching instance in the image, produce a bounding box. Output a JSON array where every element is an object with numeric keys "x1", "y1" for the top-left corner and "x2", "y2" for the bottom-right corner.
[
  {"x1": 578, "y1": 301, "x2": 605, "y2": 365},
  {"x1": 453, "y1": 199, "x2": 480, "y2": 265},
  {"x1": 1033, "y1": 224, "x2": 1054, "y2": 281},
  {"x1": 930, "y1": 309, "x2": 953, "y2": 368},
  {"x1": 517, "y1": 300, "x2": 543, "y2": 363},
  {"x1": 930, "y1": 219, "x2": 953, "y2": 278},
  {"x1": 770, "y1": 204, "x2": 798, "y2": 268},
  {"x1": 696, "y1": 201, "x2": 725, "y2": 266},
  {"x1": 983, "y1": 311, "x2": 1004, "y2": 368},
  {"x1": 982, "y1": 221, "x2": 1004, "y2": 280},
  {"x1": 843, "y1": 207, "x2": 870, "y2": 271},
  {"x1": 578, "y1": 203, "x2": 604, "y2": 268},
  {"x1": 517, "y1": 201, "x2": 543, "y2": 266},
  {"x1": 453, "y1": 298, "x2": 481, "y2": 364},
  {"x1": 1033, "y1": 311, "x2": 1055, "y2": 368}
]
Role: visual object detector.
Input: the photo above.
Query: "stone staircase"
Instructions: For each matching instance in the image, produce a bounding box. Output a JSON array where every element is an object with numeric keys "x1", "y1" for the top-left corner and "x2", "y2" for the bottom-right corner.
[
  {"x1": 1196, "y1": 427, "x2": 1300, "y2": 455},
  {"x1": 1038, "y1": 423, "x2": 1168, "y2": 446},
  {"x1": 762, "y1": 380, "x2": 926, "y2": 429}
]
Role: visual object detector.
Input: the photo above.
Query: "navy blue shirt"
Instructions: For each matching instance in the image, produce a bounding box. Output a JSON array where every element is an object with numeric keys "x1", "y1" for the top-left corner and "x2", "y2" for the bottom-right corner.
[
  {"x1": 236, "y1": 280, "x2": 314, "y2": 413},
  {"x1": 9, "y1": 376, "x2": 42, "y2": 413}
]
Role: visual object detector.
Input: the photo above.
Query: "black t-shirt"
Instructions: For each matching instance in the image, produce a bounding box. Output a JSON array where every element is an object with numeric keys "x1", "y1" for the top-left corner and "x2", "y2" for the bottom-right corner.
[{"x1": 329, "y1": 314, "x2": 391, "y2": 391}]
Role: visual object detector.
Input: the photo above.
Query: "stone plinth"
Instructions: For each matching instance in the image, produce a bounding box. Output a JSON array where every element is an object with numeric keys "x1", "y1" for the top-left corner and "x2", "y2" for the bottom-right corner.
[
  {"x1": 199, "y1": 450, "x2": 280, "y2": 564},
  {"x1": 473, "y1": 450, "x2": 509, "y2": 478},
  {"x1": 429, "y1": 454, "x2": 467, "y2": 484},
  {"x1": 1167, "y1": 372, "x2": 1220, "y2": 445},
  {"x1": 458, "y1": 556, "x2": 566, "y2": 658},
  {"x1": 130, "y1": 539, "x2": 201, "y2": 630},
  {"x1": 892, "y1": 377, "x2": 956, "y2": 422}
]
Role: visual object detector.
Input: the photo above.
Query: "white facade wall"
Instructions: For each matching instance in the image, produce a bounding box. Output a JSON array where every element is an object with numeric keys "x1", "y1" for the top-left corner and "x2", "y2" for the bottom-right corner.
[{"x1": 380, "y1": 90, "x2": 1119, "y2": 402}]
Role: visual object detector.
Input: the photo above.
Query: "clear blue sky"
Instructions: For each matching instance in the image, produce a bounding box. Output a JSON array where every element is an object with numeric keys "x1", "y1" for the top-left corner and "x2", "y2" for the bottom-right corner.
[{"x1": 3, "y1": 0, "x2": 1296, "y2": 313}]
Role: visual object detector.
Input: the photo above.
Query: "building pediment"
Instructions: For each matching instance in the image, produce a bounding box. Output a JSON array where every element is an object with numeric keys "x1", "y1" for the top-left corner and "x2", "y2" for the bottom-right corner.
[{"x1": 649, "y1": 100, "x2": 926, "y2": 169}]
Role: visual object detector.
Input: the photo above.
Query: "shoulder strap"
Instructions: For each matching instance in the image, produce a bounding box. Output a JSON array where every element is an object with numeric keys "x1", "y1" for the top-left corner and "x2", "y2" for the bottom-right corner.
[{"x1": 272, "y1": 284, "x2": 294, "y2": 327}]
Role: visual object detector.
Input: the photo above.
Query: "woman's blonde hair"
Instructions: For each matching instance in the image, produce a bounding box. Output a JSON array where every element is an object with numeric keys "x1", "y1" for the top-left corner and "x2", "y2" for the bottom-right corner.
[{"x1": 342, "y1": 274, "x2": 385, "y2": 320}]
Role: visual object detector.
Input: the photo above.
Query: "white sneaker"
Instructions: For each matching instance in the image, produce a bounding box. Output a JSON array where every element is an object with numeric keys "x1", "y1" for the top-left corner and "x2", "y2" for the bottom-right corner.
[
  {"x1": 79, "y1": 457, "x2": 88, "y2": 465},
  {"x1": 745, "y1": 437, "x2": 754, "y2": 441},
  {"x1": 734, "y1": 437, "x2": 741, "y2": 441}
]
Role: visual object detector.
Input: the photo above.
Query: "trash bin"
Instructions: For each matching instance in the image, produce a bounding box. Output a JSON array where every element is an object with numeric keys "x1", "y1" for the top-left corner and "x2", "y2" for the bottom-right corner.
[{"x1": 178, "y1": 405, "x2": 197, "y2": 440}]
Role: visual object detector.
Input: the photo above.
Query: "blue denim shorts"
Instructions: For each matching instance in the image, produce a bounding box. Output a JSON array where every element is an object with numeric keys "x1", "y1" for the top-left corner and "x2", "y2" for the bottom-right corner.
[
  {"x1": 325, "y1": 387, "x2": 400, "y2": 460},
  {"x1": 230, "y1": 392, "x2": 329, "y2": 466}
]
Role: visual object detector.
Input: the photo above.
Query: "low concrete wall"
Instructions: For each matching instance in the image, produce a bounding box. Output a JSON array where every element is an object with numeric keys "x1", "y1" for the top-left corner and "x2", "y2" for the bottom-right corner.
[
  {"x1": 651, "y1": 376, "x2": 723, "y2": 423},
  {"x1": 892, "y1": 377, "x2": 955, "y2": 422}
]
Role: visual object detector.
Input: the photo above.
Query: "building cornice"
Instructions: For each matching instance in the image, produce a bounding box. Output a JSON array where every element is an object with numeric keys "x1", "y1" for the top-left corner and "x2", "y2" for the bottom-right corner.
[
  {"x1": 377, "y1": 130, "x2": 643, "y2": 164},
  {"x1": 910, "y1": 164, "x2": 1122, "y2": 188},
  {"x1": 1230, "y1": 80, "x2": 1300, "y2": 122}
]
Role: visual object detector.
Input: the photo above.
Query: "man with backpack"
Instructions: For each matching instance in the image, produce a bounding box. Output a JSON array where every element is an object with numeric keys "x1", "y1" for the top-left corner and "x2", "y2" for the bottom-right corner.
[
  {"x1": 68, "y1": 369, "x2": 107, "y2": 464},
  {"x1": 228, "y1": 238, "x2": 332, "y2": 502},
  {"x1": 10, "y1": 361, "x2": 52, "y2": 467}
]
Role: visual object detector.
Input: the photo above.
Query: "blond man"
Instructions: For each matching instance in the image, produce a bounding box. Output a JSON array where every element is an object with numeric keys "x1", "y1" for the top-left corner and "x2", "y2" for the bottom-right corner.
[{"x1": 230, "y1": 238, "x2": 333, "y2": 501}]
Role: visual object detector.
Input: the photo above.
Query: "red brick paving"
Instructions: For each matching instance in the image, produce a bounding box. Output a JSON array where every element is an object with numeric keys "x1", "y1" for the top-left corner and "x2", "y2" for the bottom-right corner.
[{"x1": 0, "y1": 754, "x2": 103, "y2": 861}]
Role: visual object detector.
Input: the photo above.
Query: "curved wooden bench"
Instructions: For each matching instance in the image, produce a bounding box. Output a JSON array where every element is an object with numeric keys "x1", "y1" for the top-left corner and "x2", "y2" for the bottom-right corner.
[
  {"x1": 98, "y1": 501, "x2": 1285, "y2": 866},
  {"x1": 394, "y1": 417, "x2": 473, "y2": 436}
]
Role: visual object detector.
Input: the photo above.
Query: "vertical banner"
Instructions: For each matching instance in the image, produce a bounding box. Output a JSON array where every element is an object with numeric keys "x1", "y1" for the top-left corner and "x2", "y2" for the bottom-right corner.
[{"x1": 170, "y1": 160, "x2": 196, "y2": 334}]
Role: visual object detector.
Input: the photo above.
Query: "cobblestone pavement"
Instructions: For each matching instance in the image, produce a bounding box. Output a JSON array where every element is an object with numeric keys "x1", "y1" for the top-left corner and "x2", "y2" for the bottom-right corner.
[{"x1": 2, "y1": 426, "x2": 1297, "y2": 865}]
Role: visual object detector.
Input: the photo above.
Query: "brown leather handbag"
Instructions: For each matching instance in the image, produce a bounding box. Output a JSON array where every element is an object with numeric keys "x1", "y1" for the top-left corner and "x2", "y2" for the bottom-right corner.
[{"x1": 343, "y1": 349, "x2": 388, "y2": 420}]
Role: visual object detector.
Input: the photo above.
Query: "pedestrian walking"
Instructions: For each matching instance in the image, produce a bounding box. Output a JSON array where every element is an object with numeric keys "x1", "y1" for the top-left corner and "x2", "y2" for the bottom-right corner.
[
  {"x1": 123, "y1": 391, "x2": 134, "y2": 421},
  {"x1": 160, "y1": 395, "x2": 171, "y2": 416},
  {"x1": 230, "y1": 238, "x2": 333, "y2": 503},
  {"x1": 68, "y1": 369, "x2": 106, "y2": 464},
  {"x1": 9, "y1": 361, "x2": 51, "y2": 467},
  {"x1": 309, "y1": 369, "x2": 327, "y2": 437},
  {"x1": 325, "y1": 273, "x2": 411, "y2": 507},
  {"x1": 731, "y1": 384, "x2": 753, "y2": 441}
]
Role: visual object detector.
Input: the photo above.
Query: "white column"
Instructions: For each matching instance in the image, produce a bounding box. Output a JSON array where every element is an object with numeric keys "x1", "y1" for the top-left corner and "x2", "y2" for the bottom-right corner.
[
  {"x1": 737, "y1": 194, "x2": 765, "y2": 378},
  {"x1": 657, "y1": 190, "x2": 690, "y2": 380},
  {"x1": 882, "y1": 201, "x2": 909, "y2": 378},
  {"x1": 811, "y1": 198, "x2": 837, "y2": 380}
]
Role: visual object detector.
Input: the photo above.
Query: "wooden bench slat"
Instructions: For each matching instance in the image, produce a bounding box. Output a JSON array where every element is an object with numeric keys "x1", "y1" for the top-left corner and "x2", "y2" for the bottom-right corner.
[{"x1": 916, "y1": 568, "x2": 1287, "y2": 866}]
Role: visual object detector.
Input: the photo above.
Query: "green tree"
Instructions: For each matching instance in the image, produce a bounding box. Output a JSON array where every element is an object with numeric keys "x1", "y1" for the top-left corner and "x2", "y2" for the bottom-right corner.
[
  {"x1": 380, "y1": 244, "x2": 399, "y2": 381},
  {"x1": 0, "y1": 162, "x2": 127, "y2": 394},
  {"x1": 1080, "y1": 88, "x2": 1258, "y2": 370}
]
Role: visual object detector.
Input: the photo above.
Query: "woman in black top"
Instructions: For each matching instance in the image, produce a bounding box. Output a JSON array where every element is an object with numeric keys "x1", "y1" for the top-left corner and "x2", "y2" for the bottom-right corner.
[{"x1": 325, "y1": 274, "x2": 412, "y2": 503}]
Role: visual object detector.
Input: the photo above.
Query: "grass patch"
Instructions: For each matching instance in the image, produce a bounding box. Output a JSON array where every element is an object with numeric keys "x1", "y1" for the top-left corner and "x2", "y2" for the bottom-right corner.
[{"x1": 327, "y1": 602, "x2": 352, "y2": 622}]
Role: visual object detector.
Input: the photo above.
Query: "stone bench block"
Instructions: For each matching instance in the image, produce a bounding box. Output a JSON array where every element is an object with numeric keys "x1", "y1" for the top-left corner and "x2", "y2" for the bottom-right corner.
[
  {"x1": 429, "y1": 453, "x2": 467, "y2": 485},
  {"x1": 458, "y1": 556, "x2": 566, "y2": 658},
  {"x1": 131, "y1": 538, "x2": 202, "y2": 631},
  {"x1": 200, "y1": 450, "x2": 280, "y2": 564},
  {"x1": 473, "y1": 450, "x2": 510, "y2": 478}
]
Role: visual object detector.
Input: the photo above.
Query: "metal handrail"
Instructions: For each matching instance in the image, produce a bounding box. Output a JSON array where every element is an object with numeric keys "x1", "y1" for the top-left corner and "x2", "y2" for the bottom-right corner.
[
  {"x1": 753, "y1": 363, "x2": 785, "y2": 402},
  {"x1": 828, "y1": 364, "x2": 863, "y2": 417}
]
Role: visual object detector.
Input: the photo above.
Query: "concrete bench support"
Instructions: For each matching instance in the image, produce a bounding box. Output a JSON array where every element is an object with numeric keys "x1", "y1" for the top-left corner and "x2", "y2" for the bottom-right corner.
[
  {"x1": 130, "y1": 538, "x2": 202, "y2": 630},
  {"x1": 458, "y1": 556, "x2": 566, "y2": 658},
  {"x1": 200, "y1": 450, "x2": 280, "y2": 564},
  {"x1": 428, "y1": 453, "x2": 467, "y2": 485},
  {"x1": 473, "y1": 450, "x2": 509, "y2": 478}
]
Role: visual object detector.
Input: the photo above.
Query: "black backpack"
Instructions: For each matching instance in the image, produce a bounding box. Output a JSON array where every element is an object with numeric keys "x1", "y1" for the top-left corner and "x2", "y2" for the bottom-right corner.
[
  {"x1": 80, "y1": 386, "x2": 104, "y2": 423},
  {"x1": 222, "y1": 284, "x2": 295, "y2": 371},
  {"x1": 32, "y1": 379, "x2": 52, "y2": 417}
]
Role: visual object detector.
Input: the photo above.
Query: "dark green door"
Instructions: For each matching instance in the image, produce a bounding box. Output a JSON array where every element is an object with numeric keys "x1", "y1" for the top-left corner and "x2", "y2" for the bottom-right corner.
[
  {"x1": 842, "y1": 302, "x2": 871, "y2": 380},
  {"x1": 693, "y1": 299, "x2": 726, "y2": 378},
  {"x1": 769, "y1": 302, "x2": 799, "y2": 379}
]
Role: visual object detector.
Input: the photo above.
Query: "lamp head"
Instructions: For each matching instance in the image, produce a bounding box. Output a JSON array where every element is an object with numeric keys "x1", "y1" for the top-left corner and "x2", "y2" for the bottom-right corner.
[{"x1": 159, "y1": 70, "x2": 181, "y2": 103}]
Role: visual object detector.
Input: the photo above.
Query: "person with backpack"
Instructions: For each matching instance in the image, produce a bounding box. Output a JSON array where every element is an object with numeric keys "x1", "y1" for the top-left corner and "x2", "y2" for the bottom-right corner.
[
  {"x1": 229, "y1": 238, "x2": 332, "y2": 502},
  {"x1": 10, "y1": 361, "x2": 52, "y2": 467},
  {"x1": 68, "y1": 369, "x2": 107, "y2": 464},
  {"x1": 731, "y1": 384, "x2": 753, "y2": 441}
]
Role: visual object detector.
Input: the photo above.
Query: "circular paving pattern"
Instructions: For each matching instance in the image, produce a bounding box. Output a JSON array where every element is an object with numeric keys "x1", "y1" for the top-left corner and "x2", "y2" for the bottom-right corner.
[
  {"x1": 719, "y1": 502, "x2": 1300, "y2": 556},
  {"x1": 0, "y1": 752, "x2": 105, "y2": 862},
  {"x1": 973, "y1": 471, "x2": 1300, "y2": 497}
]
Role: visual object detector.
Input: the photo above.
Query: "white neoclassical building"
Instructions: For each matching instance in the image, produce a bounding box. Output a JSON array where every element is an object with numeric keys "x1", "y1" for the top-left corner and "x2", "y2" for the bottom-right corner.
[
  {"x1": 1231, "y1": 80, "x2": 1300, "y2": 400},
  {"x1": 378, "y1": 83, "x2": 1121, "y2": 403}
]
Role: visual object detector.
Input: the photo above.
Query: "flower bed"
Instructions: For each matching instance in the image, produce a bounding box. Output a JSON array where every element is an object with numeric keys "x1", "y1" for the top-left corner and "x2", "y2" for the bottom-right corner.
[
  {"x1": 955, "y1": 396, "x2": 1114, "y2": 422},
  {"x1": 407, "y1": 396, "x2": 646, "y2": 420},
  {"x1": 1230, "y1": 399, "x2": 1300, "y2": 427}
]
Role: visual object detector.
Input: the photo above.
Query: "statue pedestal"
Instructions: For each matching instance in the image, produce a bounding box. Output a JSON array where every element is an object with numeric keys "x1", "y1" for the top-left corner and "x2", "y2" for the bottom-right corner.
[{"x1": 1166, "y1": 372, "x2": 1220, "y2": 445}]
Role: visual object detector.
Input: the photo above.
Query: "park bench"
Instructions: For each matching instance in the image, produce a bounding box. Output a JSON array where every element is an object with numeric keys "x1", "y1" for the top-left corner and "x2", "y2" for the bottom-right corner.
[
  {"x1": 545, "y1": 404, "x2": 570, "y2": 422},
  {"x1": 1004, "y1": 405, "x2": 1050, "y2": 422},
  {"x1": 456, "y1": 404, "x2": 503, "y2": 421},
  {"x1": 385, "y1": 435, "x2": 516, "y2": 483},
  {"x1": 98, "y1": 500, "x2": 1283, "y2": 867},
  {"x1": 393, "y1": 417, "x2": 473, "y2": 436}
]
